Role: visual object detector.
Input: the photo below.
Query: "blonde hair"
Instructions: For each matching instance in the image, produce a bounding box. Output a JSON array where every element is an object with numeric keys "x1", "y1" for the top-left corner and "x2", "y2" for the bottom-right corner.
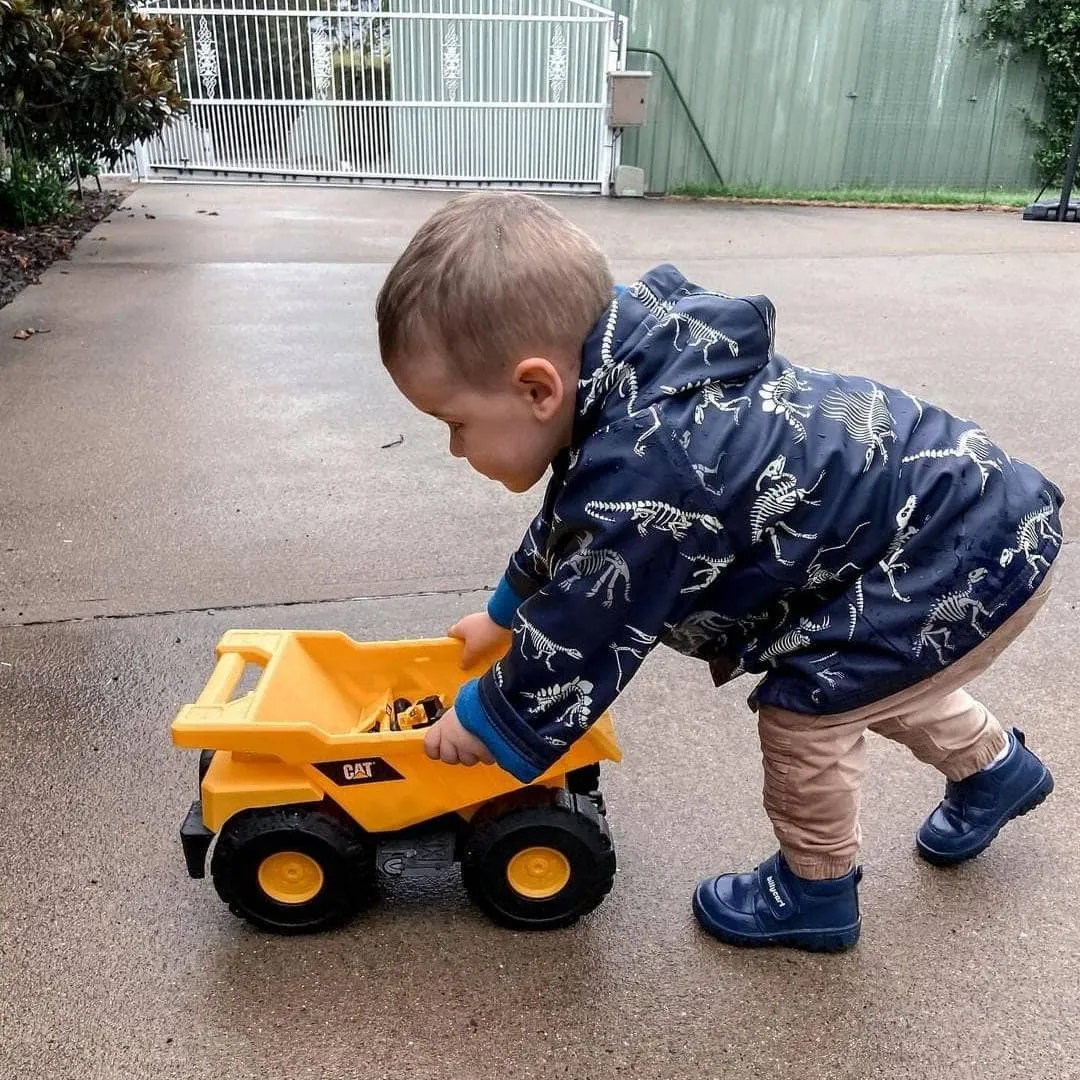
[{"x1": 376, "y1": 192, "x2": 613, "y2": 382}]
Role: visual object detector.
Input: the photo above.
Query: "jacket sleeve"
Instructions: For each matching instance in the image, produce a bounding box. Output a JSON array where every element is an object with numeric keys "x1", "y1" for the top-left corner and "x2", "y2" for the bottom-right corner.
[
  {"x1": 485, "y1": 506, "x2": 556, "y2": 629},
  {"x1": 456, "y1": 419, "x2": 735, "y2": 781}
]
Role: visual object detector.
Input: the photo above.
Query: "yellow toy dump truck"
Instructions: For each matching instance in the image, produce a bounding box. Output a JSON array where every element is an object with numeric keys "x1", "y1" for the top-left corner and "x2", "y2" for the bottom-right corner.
[{"x1": 171, "y1": 630, "x2": 621, "y2": 934}]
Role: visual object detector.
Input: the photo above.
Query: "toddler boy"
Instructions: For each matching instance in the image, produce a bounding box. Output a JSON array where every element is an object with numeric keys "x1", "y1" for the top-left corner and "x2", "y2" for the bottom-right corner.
[{"x1": 375, "y1": 192, "x2": 1064, "y2": 951}]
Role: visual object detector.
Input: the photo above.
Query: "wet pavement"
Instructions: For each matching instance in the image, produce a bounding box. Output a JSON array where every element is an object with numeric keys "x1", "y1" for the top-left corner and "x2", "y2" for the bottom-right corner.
[{"x1": 1, "y1": 185, "x2": 1078, "y2": 1080}]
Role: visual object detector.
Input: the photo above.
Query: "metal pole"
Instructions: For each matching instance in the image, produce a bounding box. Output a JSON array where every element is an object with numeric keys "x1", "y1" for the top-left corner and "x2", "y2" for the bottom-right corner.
[
  {"x1": 1056, "y1": 96, "x2": 1080, "y2": 222},
  {"x1": 626, "y1": 45, "x2": 724, "y2": 186}
]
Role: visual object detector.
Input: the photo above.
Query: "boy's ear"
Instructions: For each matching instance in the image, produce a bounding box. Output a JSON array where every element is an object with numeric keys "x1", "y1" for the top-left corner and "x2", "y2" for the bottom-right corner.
[{"x1": 512, "y1": 357, "x2": 566, "y2": 420}]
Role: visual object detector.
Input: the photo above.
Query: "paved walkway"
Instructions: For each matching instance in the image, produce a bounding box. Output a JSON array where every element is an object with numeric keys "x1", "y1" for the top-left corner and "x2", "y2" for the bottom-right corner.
[{"x1": 1, "y1": 184, "x2": 1077, "y2": 1080}]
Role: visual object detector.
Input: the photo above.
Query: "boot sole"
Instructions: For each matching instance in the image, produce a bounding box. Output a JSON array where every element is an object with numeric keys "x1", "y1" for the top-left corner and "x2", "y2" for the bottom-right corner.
[
  {"x1": 916, "y1": 769, "x2": 1054, "y2": 867},
  {"x1": 691, "y1": 892, "x2": 860, "y2": 953}
]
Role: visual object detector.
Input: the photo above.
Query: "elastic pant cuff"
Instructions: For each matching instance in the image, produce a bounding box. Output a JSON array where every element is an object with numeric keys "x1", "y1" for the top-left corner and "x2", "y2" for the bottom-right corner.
[
  {"x1": 943, "y1": 728, "x2": 1009, "y2": 782},
  {"x1": 781, "y1": 851, "x2": 857, "y2": 881}
]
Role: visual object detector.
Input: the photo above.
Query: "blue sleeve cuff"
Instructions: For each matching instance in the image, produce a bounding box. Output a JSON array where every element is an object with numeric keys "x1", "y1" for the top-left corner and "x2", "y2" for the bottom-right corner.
[
  {"x1": 455, "y1": 678, "x2": 543, "y2": 783},
  {"x1": 486, "y1": 575, "x2": 525, "y2": 630}
]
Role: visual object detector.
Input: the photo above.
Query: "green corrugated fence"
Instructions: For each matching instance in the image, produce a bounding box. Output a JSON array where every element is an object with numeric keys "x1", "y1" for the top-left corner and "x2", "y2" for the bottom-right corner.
[{"x1": 611, "y1": 0, "x2": 1046, "y2": 193}]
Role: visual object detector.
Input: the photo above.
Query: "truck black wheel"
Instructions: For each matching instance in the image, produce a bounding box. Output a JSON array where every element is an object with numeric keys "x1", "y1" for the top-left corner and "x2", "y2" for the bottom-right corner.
[
  {"x1": 461, "y1": 790, "x2": 616, "y2": 931},
  {"x1": 210, "y1": 804, "x2": 375, "y2": 934}
]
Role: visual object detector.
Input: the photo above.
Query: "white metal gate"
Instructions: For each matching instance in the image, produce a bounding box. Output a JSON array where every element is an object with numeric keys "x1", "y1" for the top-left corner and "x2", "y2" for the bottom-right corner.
[{"x1": 135, "y1": 0, "x2": 625, "y2": 192}]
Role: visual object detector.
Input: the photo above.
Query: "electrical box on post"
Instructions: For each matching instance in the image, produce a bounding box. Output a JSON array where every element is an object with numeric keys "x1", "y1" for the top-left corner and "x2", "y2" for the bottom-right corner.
[{"x1": 607, "y1": 71, "x2": 652, "y2": 128}]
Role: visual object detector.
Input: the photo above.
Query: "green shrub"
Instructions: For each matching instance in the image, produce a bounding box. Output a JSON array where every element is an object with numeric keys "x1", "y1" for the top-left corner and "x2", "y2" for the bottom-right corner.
[
  {"x1": 964, "y1": 0, "x2": 1080, "y2": 185},
  {"x1": 0, "y1": 0, "x2": 185, "y2": 224},
  {"x1": 0, "y1": 153, "x2": 72, "y2": 227}
]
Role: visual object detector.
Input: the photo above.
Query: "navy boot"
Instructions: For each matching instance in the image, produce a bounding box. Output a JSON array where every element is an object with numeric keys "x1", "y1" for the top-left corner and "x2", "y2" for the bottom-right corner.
[
  {"x1": 692, "y1": 851, "x2": 861, "y2": 952},
  {"x1": 916, "y1": 727, "x2": 1054, "y2": 866}
]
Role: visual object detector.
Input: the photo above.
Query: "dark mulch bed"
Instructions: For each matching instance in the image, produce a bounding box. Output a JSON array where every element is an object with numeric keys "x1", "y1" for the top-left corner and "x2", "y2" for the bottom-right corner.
[{"x1": 0, "y1": 188, "x2": 127, "y2": 311}]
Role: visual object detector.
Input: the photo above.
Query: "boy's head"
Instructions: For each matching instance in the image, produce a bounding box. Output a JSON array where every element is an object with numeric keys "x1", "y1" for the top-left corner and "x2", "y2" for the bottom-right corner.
[{"x1": 376, "y1": 192, "x2": 613, "y2": 492}]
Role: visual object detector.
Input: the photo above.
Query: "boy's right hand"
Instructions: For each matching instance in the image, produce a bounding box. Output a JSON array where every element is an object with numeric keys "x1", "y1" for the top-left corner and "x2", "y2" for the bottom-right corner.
[{"x1": 449, "y1": 611, "x2": 512, "y2": 669}]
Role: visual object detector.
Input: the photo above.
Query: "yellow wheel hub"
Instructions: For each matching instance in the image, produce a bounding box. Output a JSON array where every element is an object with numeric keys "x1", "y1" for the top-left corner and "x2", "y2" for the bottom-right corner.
[
  {"x1": 257, "y1": 851, "x2": 325, "y2": 905},
  {"x1": 506, "y1": 846, "x2": 571, "y2": 900}
]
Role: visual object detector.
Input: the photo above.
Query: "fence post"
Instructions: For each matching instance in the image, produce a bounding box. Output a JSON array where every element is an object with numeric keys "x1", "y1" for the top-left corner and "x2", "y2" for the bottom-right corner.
[
  {"x1": 600, "y1": 14, "x2": 627, "y2": 196},
  {"x1": 133, "y1": 141, "x2": 151, "y2": 181}
]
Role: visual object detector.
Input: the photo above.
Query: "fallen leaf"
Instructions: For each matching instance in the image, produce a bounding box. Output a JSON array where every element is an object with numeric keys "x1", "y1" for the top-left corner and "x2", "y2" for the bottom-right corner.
[
  {"x1": 208, "y1": 211, "x2": 219, "y2": 217},
  {"x1": 145, "y1": 213, "x2": 156, "y2": 220},
  {"x1": 13, "y1": 329, "x2": 32, "y2": 340},
  {"x1": 381, "y1": 434, "x2": 405, "y2": 449}
]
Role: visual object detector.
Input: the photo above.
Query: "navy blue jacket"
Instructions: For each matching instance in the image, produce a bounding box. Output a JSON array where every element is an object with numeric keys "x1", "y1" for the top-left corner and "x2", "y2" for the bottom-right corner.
[{"x1": 455, "y1": 265, "x2": 1065, "y2": 782}]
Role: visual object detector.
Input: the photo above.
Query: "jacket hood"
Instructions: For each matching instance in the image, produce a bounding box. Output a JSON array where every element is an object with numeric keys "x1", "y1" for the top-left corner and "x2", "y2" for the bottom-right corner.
[{"x1": 573, "y1": 263, "x2": 777, "y2": 443}]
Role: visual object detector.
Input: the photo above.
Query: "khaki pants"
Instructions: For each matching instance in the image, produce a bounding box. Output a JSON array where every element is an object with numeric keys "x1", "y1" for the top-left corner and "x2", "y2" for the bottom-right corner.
[{"x1": 757, "y1": 572, "x2": 1055, "y2": 880}]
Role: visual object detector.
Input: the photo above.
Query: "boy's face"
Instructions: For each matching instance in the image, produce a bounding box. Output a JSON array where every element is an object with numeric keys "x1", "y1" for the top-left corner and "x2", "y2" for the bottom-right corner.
[{"x1": 391, "y1": 354, "x2": 576, "y2": 493}]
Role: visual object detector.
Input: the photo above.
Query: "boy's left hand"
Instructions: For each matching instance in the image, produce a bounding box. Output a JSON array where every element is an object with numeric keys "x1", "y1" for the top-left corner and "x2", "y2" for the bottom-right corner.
[{"x1": 423, "y1": 708, "x2": 495, "y2": 767}]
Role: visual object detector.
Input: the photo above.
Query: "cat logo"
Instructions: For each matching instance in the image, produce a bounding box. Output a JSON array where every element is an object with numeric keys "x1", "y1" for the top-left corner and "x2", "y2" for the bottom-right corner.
[{"x1": 313, "y1": 757, "x2": 404, "y2": 786}]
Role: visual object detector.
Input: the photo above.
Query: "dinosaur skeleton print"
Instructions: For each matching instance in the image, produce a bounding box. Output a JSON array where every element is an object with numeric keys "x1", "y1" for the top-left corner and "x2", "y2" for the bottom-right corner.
[
  {"x1": 556, "y1": 532, "x2": 631, "y2": 608},
  {"x1": 630, "y1": 280, "x2": 740, "y2": 362},
  {"x1": 460, "y1": 265, "x2": 1064, "y2": 783}
]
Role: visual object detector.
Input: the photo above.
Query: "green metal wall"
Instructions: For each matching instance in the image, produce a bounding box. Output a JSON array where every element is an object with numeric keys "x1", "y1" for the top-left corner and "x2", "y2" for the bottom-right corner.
[{"x1": 611, "y1": 0, "x2": 1047, "y2": 193}]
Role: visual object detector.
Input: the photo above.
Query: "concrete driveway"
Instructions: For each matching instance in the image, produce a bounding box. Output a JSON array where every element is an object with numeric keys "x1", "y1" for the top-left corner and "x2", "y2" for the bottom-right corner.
[{"x1": 1, "y1": 185, "x2": 1078, "y2": 1080}]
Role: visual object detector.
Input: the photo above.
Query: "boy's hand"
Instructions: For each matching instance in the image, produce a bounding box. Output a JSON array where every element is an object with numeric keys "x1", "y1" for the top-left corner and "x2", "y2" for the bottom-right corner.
[
  {"x1": 423, "y1": 709, "x2": 495, "y2": 767},
  {"x1": 448, "y1": 611, "x2": 512, "y2": 669}
]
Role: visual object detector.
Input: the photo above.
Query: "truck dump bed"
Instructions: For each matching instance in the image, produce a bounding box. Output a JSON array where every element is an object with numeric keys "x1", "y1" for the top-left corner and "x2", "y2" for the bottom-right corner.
[{"x1": 171, "y1": 630, "x2": 621, "y2": 833}]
